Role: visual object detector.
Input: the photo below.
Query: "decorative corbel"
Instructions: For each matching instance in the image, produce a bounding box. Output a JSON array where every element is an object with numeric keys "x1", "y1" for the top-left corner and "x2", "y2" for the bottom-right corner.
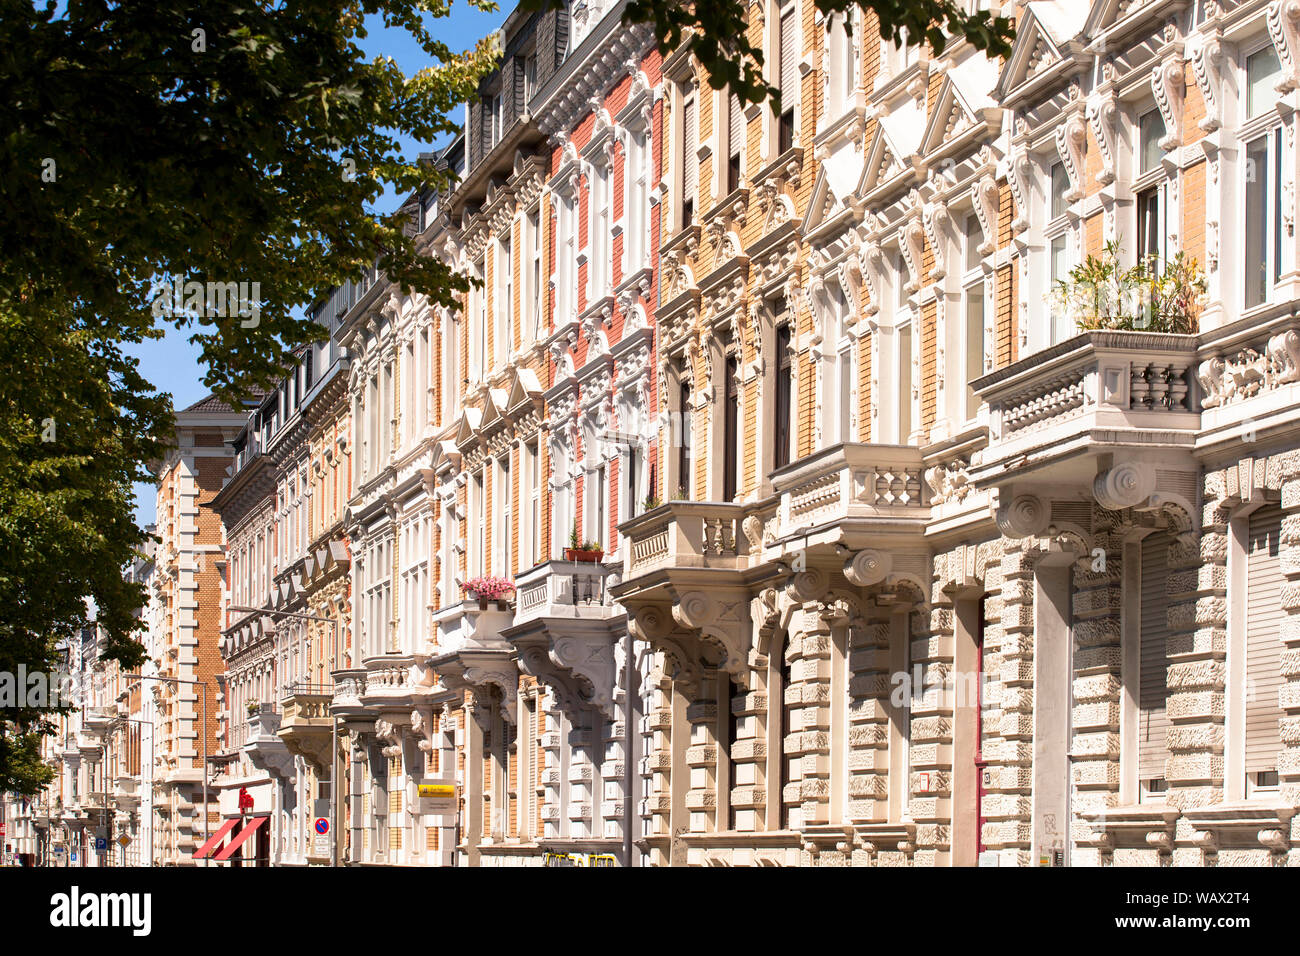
[
  {"x1": 1191, "y1": 36, "x2": 1225, "y2": 132},
  {"x1": 1054, "y1": 110, "x2": 1088, "y2": 201},
  {"x1": 1268, "y1": 0, "x2": 1300, "y2": 92},
  {"x1": 1151, "y1": 55, "x2": 1186, "y2": 150},
  {"x1": 1087, "y1": 92, "x2": 1119, "y2": 185}
]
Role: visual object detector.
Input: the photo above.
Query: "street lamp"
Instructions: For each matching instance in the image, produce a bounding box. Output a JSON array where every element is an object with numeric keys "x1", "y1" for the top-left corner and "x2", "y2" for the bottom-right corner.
[
  {"x1": 229, "y1": 605, "x2": 341, "y2": 868},
  {"x1": 111, "y1": 717, "x2": 156, "y2": 866},
  {"x1": 124, "y1": 673, "x2": 210, "y2": 867}
]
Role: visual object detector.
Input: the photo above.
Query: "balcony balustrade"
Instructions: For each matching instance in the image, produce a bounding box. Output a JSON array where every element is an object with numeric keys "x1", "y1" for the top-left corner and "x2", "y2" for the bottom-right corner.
[
  {"x1": 278, "y1": 681, "x2": 334, "y2": 771},
  {"x1": 972, "y1": 330, "x2": 1202, "y2": 526}
]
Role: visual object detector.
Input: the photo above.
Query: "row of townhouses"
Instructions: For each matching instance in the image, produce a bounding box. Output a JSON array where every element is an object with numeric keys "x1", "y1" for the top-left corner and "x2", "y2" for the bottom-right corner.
[{"x1": 9, "y1": 0, "x2": 1300, "y2": 867}]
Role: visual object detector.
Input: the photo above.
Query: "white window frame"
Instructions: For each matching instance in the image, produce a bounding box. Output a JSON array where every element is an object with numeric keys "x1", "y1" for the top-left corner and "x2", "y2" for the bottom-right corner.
[{"x1": 1238, "y1": 43, "x2": 1286, "y2": 314}]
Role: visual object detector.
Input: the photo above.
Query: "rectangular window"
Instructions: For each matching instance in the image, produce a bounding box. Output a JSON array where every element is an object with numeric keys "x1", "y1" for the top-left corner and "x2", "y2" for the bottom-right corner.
[
  {"x1": 682, "y1": 91, "x2": 697, "y2": 227},
  {"x1": 1136, "y1": 186, "x2": 1165, "y2": 265},
  {"x1": 627, "y1": 444, "x2": 640, "y2": 518},
  {"x1": 724, "y1": 354, "x2": 740, "y2": 500},
  {"x1": 1244, "y1": 130, "x2": 1283, "y2": 309},
  {"x1": 522, "y1": 440, "x2": 538, "y2": 569},
  {"x1": 498, "y1": 456, "x2": 511, "y2": 576},
  {"x1": 775, "y1": 321, "x2": 792, "y2": 469},
  {"x1": 1247, "y1": 45, "x2": 1282, "y2": 120},
  {"x1": 1138, "y1": 531, "x2": 1171, "y2": 798},
  {"x1": 897, "y1": 323, "x2": 912, "y2": 443},
  {"x1": 1049, "y1": 161, "x2": 1070, "y2": 220},
  {"x1": 678, "y1": 378, "x2": 692, "y2": 499},
  {"x1": 1049, "y1": 234, "x2": 1074, "y2": 343},
  {"x1": 779, "y1": 2, "x2": 797, "y2": 154},
  {"x1": 1139, "y1": 109, "x2": 1165, "y2": 174},
  {"x1": 526, "y1": 206, "x2": 541, "y2": 343},
  {"x1": 1246, "y1": 505, "x2": 1284, "y2": 792},
  {"x1": 594, "y1": 464, "x2": 606, "y2": 548},
  {"x1": 965, "y1": 282, "x2": 984, "y2": 420},
  {"x1": 728, "y1": 92, "x2": 743, "y2": 195},
  {"x1": 497, "y1": 235, "x2": 512, "y2": 366},
  {"x1": 471, "y1": 470, "x2": 484, "y2": 578}
]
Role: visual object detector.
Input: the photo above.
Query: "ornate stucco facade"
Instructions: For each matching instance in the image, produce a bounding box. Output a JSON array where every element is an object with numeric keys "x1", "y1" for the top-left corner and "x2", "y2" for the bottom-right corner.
[{"x1": 15, "y1": 0, "x2": 1300, "y2": 868}]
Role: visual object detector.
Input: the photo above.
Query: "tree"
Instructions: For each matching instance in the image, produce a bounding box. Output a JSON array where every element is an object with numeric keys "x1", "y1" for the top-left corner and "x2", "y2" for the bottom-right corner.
[
  {"x1": 614, "y1": 0, "x2": 1014, "y2": 109},
  {"x1": 0, "y1": 0, "x2": 1010, "y2": 793}
]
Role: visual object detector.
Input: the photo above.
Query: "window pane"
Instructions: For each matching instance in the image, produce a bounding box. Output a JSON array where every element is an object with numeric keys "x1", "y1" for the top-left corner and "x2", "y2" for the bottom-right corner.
[
  {"x1": 1050, "y1": 162, "x2": 1069, "y2": 219},
  {"x1": 898, "y1": 324, "x2": 912, "y2": 442},
  {"x1": 966, "y1": 283, "x2": 984, "y2": 420},
  {"x1": 1247, "y1": 45, "x2": 1282, "y2": 120},
  {"x1": 1246, "y1": 137, "x2": 1269, "y2": 309},
  {"x1": 964, "y1": 213, "x2": 982, "y2": 272},
  {"x1": 1136, "y1": 187, "x2": 1161, "y2": 264},
  {"x1": 1139, "y1": 110, "x2": 1165, "y2": 173},
  {"x1": 1050, "y1": 235, "x2": 1073, "y2": 343}
]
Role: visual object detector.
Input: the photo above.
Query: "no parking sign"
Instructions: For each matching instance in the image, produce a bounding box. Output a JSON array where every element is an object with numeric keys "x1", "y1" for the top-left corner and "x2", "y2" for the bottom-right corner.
[{"x1": 314, "y1": 817, "x2": 329, "y2": 836}]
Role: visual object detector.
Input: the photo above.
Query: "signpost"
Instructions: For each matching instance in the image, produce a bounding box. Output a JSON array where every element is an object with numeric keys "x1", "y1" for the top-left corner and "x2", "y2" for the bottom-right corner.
[
  {"x1": 312, "y1": 817, "x2": 330, "y2": 859},
  {"x1": 417, "y1": 781, "x2": 457, "y2": 813},
  {"x1": 117, "y1": 834, "x2": 132, "y2": 848},
  {"x1": 94, "y1": 837, "x2": 107, "y2": 852}
]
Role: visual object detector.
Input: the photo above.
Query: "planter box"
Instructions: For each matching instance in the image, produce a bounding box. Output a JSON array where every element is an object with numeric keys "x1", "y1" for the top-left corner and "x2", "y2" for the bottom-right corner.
[{"x1": 564, "y1": 548, "x2": 604, "y2": 563}]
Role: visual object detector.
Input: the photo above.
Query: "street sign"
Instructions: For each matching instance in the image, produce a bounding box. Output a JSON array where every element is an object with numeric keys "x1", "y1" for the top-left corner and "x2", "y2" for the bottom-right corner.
[
  {"x1": 53, "y1": 846, "x2": 65, "y2": 854},
  {"x1": 116, "y1": 834, "x2": 131, "y2": 848},
  {"x1": 313, "y1": 836, "x2": 330, "y2": 858},
  {"x1": 94, "y1": 837, "x2": 107, "y2": 851},
  {"x1": 70, "y1": 851, "x2": 77, "y2": 863},
  {"x1": 314, "y1": 817, "x2": 330, "y2": 836}
]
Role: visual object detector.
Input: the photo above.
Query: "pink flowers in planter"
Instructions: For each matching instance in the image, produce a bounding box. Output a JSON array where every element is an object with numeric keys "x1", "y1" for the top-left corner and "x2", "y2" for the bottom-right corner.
[{"x1": 463, "y1": 576, "x2": 516, "y2": 602}]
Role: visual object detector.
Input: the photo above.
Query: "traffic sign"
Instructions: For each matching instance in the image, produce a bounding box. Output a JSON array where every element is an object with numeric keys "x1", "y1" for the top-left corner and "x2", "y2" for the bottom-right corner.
[
  {"x1": 314, "y1": 817, "x2": 329, "y2": 836},
  {"x1": 70, "y1": 851, "x2": 77, "y2": 863},
  {"x1": 94, "y1": 837, "x2": 107, "y2": 851},
  {"x1": 116, "y1": 834, "x2": 131, "y2": 848}
]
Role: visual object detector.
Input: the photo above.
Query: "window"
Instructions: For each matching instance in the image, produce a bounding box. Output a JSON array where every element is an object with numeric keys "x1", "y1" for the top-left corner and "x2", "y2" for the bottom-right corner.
[
  {"x1": 522, "y1": 440, "x2": 539, "y2": 569},
  {"x1": 496, "y1": 456, "x2": 511, "y2": 575},
  {"x1": 1049, "y1": 161, "x2": 1070, "y2": 220},
  {"x1": 724, "y1": 354, "x2": 740, "y2": 500},
  {"x1": 626, "y1": 442, "x2": 640, "y2": 518},
  {"x1": 591, "y1": 163, "x2": 610, "y2": 298},
  {"x1": 727, "y1": 92, "x2": 743, "y2": 195},
  {"x1": 682, "y1": 89, "x2": 697, "y2": 227},
  {"x1": 470, "y1": 470, "x2": 485, "y2": 578},
  {"x1": 774, "y1": 321, "x2": 792, "y2": 468},
  {"x1": 897, "y1": 322, "x2": 912, "y2": 443},
  {"x1": 1138, "y1": 532, "x2": 1171, "y2": 800},
  {"x1": 496, "y1": 235, "x2": 512, "y2": 366},
  {"x1": 471, "y1": 256, "x2": 486, "y2": 380},
  {"x1": 525, "y1": 206, "x2": 541, "y2": 344},
  {"x1": 1139, "y1": 109, "x2": 1165, "y2": 175},
  {"x1": 1244, "y1": 128, "x2": 1283, "y2": 309},
  {"x1": 593, "y1": 463, "x2": 606, "y2": 548},
  {"x1": 625, "y1": 127, "x2": 649, "y2": 272},
  {"x1": 677, "y1": 377, "x2": 693, "y2": 499},
  {"x1": 1136, "y1": 185, "x2": 1166, "y2": 265},
  {"x1": 555, "y1": 191, "x2": 576, "y2": 323},
  {"x1": 1245, "y1": 506, "x2": 1284, "y2": 796},
  {"x1": 1246, "y1": 45, "x2": 1282, "y2": 120},
  {"x1": 962, "y1": 214, "x2": 985, "y2": 420},
  {"x1": 778, "y1": 1, "x2": 797, "y2": 154},
  {"x1": 524, "y1": 52, "x2": 537, "y2": 102}
]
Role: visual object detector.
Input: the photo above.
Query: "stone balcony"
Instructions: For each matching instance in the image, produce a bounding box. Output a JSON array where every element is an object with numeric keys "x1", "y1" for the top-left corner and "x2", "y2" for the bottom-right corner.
[
  {"x1": 504, "y1": 560, "x2": 623, "y2": 720},
  {"x1": 358, "y1": 654, "x2": 438, "y2": 712},
  {"x1": 242, "y1": 703, "x2": 293, "y2": 778},
  {"x1": 972, "y1": 331, "x2": 1201, "y2": 523},
  {"x1": 330, "y1": 667, "x2": 370, "y2": 722},
  {"x1": 429, "y1": 599, "x2": 519, "y2": 722},
  {"x1": 769, "y1": 442, "x2": 928, "y2": 551},
  {"x1": 614, "y1": 502, "x2": 754, "y2": 684},
  {"x1": 278, "y1": 680, "x2": 334, "y2": 771}
]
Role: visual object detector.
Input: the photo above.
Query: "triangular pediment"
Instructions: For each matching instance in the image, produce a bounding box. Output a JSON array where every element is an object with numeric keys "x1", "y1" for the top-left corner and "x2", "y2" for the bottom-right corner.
[
  {"x1": 920, "y1": 77, "x2": 979, "y2": 157},
  {"x1": 800, "y1": 166, "x2": 839, "y2": 233},
  {"x1": 506, "y1": 367, "x2": 544, "y2": 414},
  {"x1": 995, "y1": 7, "x2": 1065, "y2": 99},
  {"x1": 478, "y1": 387, "x2": 508, "y2": 434},
  {"x1": 453, "y1": 407, "x2": 483, "y2": 450},
  {"x1": 854, "y1": 122, "x2": 906, "y2": 199}
]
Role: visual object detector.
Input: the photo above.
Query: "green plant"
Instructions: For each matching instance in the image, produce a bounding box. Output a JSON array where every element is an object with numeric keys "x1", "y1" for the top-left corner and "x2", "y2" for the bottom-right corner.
[
  {"x1": 673, "y1": 486, "x2": 688, "y2": 500},
  {"x1": 245, "y1": 701, "x2": 261, "y2": 717},
  {"x1": 1046, "y1": 241, "x2": 1206, "y2": 335},
  {"x1": 569, "y1": 523, "x2": 580, "y2": 549},
  {"x1": 643, "y1": 493, "x2": 662, "y2": 510}
]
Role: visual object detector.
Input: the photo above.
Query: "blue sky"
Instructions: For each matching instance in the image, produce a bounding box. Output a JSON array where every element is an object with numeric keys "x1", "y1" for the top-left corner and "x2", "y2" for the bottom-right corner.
[{"x1": 130, "y1": 2, "x2": 509, "y2": 527}]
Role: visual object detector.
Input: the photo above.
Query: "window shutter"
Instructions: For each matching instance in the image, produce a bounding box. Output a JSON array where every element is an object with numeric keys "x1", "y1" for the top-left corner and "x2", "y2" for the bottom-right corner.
[
  {"x1": 1246, "y1": 505, "x2": 1285, "y2": 775},
  {"x1": 1138, "y1": 531, "x2": 1171, "y2": 782},
  {"x1": 729, "y1": 92, "x2": 743, "y2": 157},
  {"x1": 780, "y1": 10, "x2": 798, "y2": 101},
  {"x1": 683, "y1": 95, "x2": 697, "y2": 204}
]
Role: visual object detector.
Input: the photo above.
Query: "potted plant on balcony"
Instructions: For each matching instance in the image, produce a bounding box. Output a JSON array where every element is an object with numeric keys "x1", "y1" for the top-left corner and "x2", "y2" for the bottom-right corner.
[
  {"x1": 563, "y1": 525, "x2": 604, "y2": 562},
  {"x1": 464, "y1": 576, "x2": 516, "y2": 610},
  {"x1": 1046, "y1": 241, "x2": 1206, "y2": 334}
]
